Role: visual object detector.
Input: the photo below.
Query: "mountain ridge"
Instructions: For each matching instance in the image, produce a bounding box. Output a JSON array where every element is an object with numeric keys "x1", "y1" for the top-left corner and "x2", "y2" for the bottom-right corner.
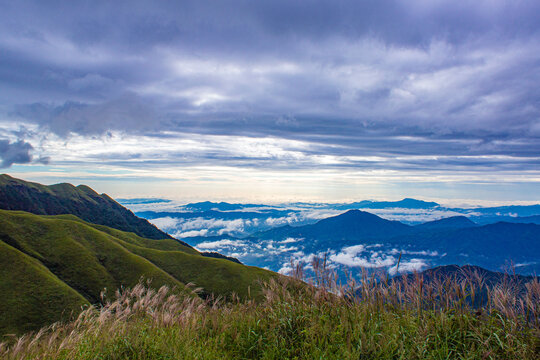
[
  {"x1": 399, "y1": 264, "x2": 539, "y2": 283},
  {"x1": 232, "y1": 210, "x2": 540, "y2": 275},
  {"x1": 0, "y1": 174, "x2": 187, "y2": 244},
  {"x1": 335, "y1": 198, "x2": 440, "y2": 210},
  {"x1": 253, "y1": 209, "x2": 413, "y2": 247},
  {"x1": 414, "y1": 216, "x2": 476, "y2": 230}
]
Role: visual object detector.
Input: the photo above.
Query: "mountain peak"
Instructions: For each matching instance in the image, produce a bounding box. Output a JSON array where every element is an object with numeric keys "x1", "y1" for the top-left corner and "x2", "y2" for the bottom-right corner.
[
  {"x1": 338, "y1": 198, "x2": 440, "y2": 210},
  {"x1": 325, "y1": 209, "x2": 387, "y2": 223},
  {"x1": 265, "y1": 208, "x2": 413, "y2": 243},
  {"x1": 394, "y1": 198, "x2": 440, "y2": 208},
  {"x1": 76, "y1": 184, "x2": 99, "y2": 196},
  {"x1": 342, "y1": 209, "x2": 373, "y2": 216},
  {"x1": 416, "y1": 216, "x2": 476, "y2": 230}
]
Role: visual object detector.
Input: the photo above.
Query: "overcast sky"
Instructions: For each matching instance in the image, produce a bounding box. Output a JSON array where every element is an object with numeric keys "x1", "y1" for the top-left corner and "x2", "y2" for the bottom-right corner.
[{"x1": 1, "y1": 0, "x2": 539, "y2": 204}]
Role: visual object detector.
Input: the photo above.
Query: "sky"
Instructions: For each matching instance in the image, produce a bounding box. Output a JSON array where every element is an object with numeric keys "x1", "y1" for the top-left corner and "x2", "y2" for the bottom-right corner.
[{"x1": 1, "y1": 0, "x2": 539, "y2": 204}]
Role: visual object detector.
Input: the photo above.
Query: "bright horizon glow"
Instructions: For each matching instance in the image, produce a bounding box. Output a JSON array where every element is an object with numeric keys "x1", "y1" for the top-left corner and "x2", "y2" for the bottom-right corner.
[{"x1": 5, "y1": 165, "x2": 539, "y2": 208}]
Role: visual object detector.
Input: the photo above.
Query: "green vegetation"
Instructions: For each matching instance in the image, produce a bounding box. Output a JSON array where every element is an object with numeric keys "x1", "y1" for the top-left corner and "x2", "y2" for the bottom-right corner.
[
  {"x1": 1, "y1": 266, "x2": 539, "y2": 360},
  {"x1": 0, "y1": 240, "x2": 88, "y2": 336},
  {"x1": 0, "y1": 210, "x2": 274, "y2": 335}
]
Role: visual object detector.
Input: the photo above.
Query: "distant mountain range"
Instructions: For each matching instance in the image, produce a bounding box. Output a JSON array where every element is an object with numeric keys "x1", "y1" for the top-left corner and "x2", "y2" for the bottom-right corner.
[
  {"x1": 182, "y1": 201, "x2": 265, "y2": 212},
  {"x1": 137, "y1": 209, "x2": 293, "y2": 221},
  {"x1": 461, "y1": 204, "x2": 540, "y2": 217},
  {"x1": 469, "y1": 215, "x2": 540, "y2": 225},
  {"x1": 127, "y1": 199, "x2": 540, "y2": 241},
  {"x1": 182, "y1": 209, "x2": 539, "y2": 276},
  {"x1": 177, "y1": 198, "x2": 442, "y2": 211},
  {"x1": 251, "y1": 209, "x2": 540, "y2": 256},
  {"x1": 399, "y1": 264, "x2": 539, "y2": 287},
  {"x1": 335, "y1": 198, "x2": 441, "y2": 210},
  {"x1": 116, "y1": 198, "x2": 172, "y2": 205},
  {"x1": 168, "y1": 199, "x2": 540, "y2": 218}
]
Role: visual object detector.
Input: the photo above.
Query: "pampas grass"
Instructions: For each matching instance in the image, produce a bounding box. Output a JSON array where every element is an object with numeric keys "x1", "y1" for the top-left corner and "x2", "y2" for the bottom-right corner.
[{"x1": 2, "y1": 261, "x2": 539, "y2": 359}]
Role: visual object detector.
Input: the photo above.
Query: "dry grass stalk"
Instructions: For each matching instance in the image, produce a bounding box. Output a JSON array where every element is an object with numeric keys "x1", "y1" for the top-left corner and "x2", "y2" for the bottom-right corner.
[{"x1": 1, "y1": 261, "x2": 538, "y2": 359}]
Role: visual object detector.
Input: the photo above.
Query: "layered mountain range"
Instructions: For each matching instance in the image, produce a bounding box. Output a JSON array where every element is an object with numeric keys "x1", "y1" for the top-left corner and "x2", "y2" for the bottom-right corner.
[
  {"x1": 133, "y1": 198, "x2": 540, "y2": 242},
  {"x1": 184, "y1": 209, "x2": 540, "y2": 276}
]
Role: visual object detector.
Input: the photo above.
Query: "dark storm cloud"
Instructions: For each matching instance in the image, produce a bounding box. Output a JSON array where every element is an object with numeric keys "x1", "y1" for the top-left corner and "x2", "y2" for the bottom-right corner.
[
  {"x1": 0, "y1": 139, "x2": 34, "y2": 168},
  {"x1": 1, "y1": 0, "x2": 540, "y2": 170}
]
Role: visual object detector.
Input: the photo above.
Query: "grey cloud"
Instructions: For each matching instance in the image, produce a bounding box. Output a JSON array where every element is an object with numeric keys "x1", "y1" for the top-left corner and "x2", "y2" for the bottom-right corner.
[
  {"x1": 1, "y1": 0, "x2": 540, "y2": 174},
  {"x1": 35, "y1": 156, "x2": 50, "y2": 165},
  {"x1": 13, "y1": 93, "x2": 162, "y2": 136},
  {"x1": 4, "y1": 1, "x2": 540, "y2": 51},
  {"x1": 0, "y1": 139, "x2": 33, "y2": 168}
]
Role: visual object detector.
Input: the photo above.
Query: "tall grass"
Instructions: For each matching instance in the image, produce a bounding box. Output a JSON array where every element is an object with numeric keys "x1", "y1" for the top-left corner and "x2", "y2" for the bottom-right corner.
[{"x1": 2, "y1": 261, "x2": 539, "y2": 359}]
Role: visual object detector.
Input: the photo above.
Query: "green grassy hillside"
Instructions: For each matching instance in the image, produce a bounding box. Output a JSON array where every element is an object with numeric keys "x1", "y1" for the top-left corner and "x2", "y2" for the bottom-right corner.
[
  {"x1": 52, "y1": 214, "x2": 271, "y2": 298},
  {"x1": 53, "y1": 214, "x2": 199, "y2": 254},
  {"x1": 0, "y1": 240, "x2": 88, "y2": 336},
  {"x1": 0, "y1": 210, "x2": 274, "y2": 336}
]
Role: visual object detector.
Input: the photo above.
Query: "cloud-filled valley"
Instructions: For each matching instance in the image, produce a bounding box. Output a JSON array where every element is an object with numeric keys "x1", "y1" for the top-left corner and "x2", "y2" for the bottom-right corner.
[{"x1": 121, "y1": 198, "x2": 540, "y2": 279}]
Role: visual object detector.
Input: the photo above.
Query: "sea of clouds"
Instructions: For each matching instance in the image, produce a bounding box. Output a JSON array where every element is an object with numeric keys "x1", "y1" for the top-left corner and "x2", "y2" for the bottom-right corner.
[{"x1": 119, "y1": 198, "x2": 530, "y2": 277}]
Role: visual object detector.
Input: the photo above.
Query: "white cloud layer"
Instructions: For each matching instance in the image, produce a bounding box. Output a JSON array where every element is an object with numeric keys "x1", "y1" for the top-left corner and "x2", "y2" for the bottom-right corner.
[
  {"x1": 195, "y1": 239, "x2": 247, "y2": 250},
  {"x1": 149, "y1": 216, "x2": 179, "y2": 230},
  {"x1": 388, "y1": 259, "x2": 428, "y2": 276}
]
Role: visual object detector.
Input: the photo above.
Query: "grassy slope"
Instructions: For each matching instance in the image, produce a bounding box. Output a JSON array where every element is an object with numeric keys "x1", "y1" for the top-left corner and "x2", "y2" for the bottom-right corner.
[
  {"x1": 0, "y1": 210, "x2": 275, "y2": 335},
  {"x1": 0, "y1": 210, "x2": 185, "y2": 303},
  {"x1": 0, "y1": 241, "x2": 88, "y2": 335},
  {"x1": 53, "y1": 214, "x2": 199, "y2": 254},
  {"x1": 52, "y1": 214, "x2": 272, "y2": 298},
  {"x1": 124, "y1": 244, "x2": 271, "y2": 299}
]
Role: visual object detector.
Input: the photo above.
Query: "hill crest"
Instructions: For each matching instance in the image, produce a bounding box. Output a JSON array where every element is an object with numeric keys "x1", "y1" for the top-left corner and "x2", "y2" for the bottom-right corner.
[{"x1": 0, "y1": 174, "x2": 178, "y2": 242}]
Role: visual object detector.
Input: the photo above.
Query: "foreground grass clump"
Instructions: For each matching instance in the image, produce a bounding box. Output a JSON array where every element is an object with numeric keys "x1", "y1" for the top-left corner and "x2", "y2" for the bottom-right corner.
[{"x1": 1, "y1": 266, "x2": 539, "y2": 359}]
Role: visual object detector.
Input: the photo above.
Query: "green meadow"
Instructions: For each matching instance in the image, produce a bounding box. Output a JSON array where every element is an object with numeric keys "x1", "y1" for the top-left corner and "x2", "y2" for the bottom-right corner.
[{"x1": 0, "y1": 209, "x2": 273, "y2": 335}]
